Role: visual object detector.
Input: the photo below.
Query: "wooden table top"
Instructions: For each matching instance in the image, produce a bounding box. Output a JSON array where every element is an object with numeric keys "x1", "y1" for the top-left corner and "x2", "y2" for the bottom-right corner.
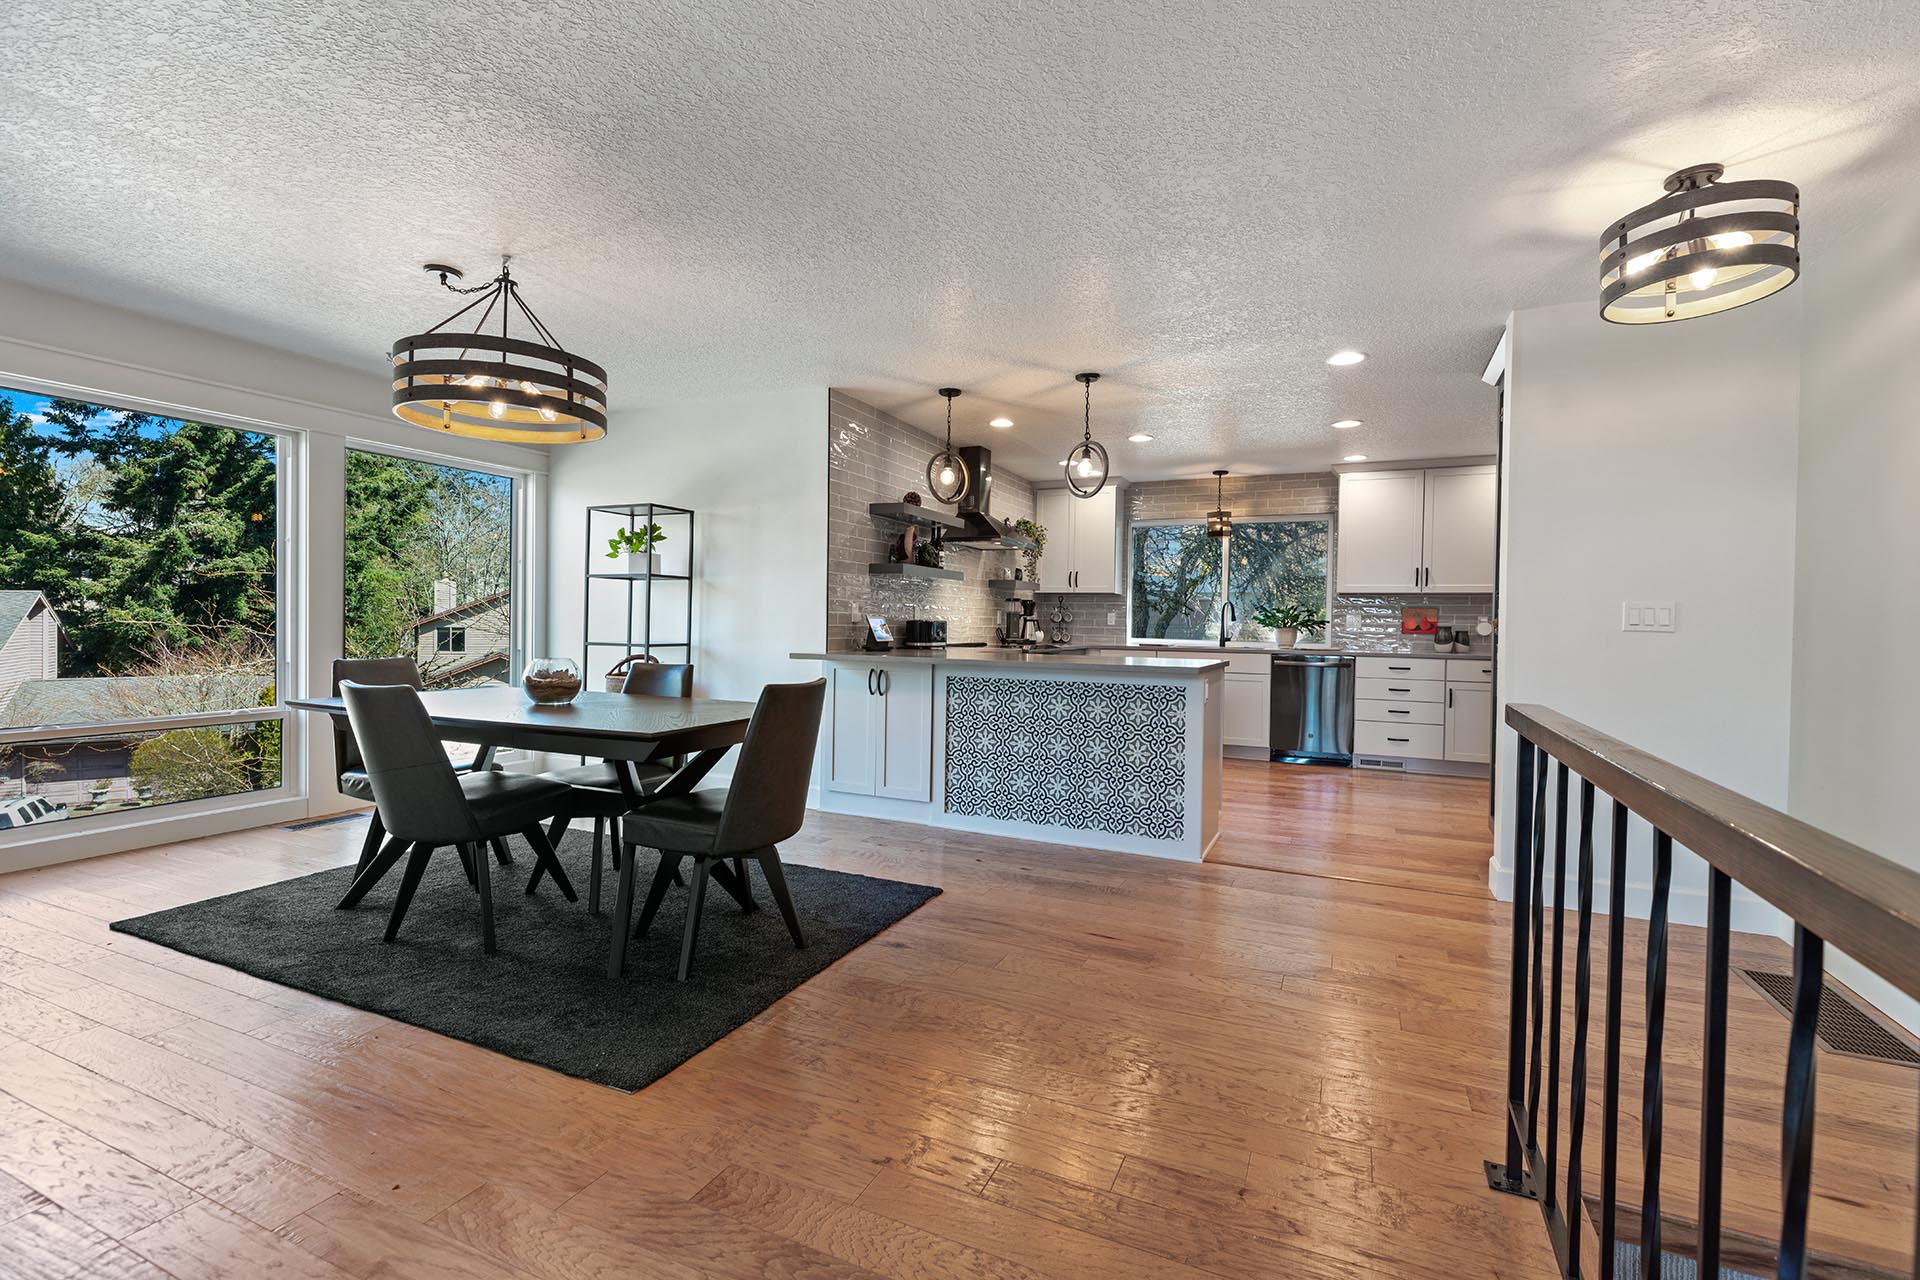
[{"x1": 287, "y1": 686, "x2": 757, "y2": 754}]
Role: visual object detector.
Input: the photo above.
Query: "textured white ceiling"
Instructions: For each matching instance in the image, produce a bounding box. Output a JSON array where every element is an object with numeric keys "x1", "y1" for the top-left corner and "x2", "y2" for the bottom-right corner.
[{"x1": 3, "y1": 2, "x2": 1917, "y2": 482}]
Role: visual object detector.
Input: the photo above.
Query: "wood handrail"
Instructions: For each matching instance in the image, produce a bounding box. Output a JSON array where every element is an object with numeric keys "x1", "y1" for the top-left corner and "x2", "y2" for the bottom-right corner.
[{"x1": 1507, "y1": 703, "x2": 1920, "y2": 999}]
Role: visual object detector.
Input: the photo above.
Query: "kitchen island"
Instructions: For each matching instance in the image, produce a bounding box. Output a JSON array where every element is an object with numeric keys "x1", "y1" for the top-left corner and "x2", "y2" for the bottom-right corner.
[{"x1": 791, "y1": 648, "x2": 1227, "y2": 860}]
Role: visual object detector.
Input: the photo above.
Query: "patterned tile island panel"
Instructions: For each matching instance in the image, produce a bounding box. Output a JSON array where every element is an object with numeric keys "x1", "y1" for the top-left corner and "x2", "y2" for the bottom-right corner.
[{"x1": 944, "y1": 675, "x2": 1187, "y2": 840}]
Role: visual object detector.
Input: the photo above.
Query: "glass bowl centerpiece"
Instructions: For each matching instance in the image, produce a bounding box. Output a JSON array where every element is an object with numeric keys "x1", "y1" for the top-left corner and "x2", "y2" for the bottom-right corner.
[{"x1": 521, "y1": 657, "x2": 583, "y2": 705}]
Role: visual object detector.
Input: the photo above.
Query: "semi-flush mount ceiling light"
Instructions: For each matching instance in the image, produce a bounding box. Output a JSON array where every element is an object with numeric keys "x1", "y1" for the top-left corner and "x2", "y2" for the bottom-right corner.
[
  {"x1": 1332, "y1": 419, "x2": 1362, "y2": 429},
  {"x1": 1206, "y1": 469, "x2": 1233, "y2": 539},
  {"x1": 1065, "y1": 372, "x2": 1110, "y2": 498},
  {"x1": 1600, "y1": 163, "x2": 1799, "y2": 324},
  {"x1": 926, "y1": 387, "x2": 969, "y2": 503},
  {"x1": 389, "y1": 258, "x2": 608, "y2": 444},
  {"x1": 1326, "y1": 350, "x2": 1366, "y2": 366}
]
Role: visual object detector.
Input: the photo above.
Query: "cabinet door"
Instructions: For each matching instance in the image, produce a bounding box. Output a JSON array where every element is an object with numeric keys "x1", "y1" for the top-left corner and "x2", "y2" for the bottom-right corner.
[
  {"x1": 1069, "y1": 486, "x2": 1125, "y2": 594},
  {"x1": 1337, "y1": 471, "x2": 1425, "y2": 593},
  {"x1": 1222, "y1": 672, "x2": 1270, "y2": 748},
  {"x1": 1423, "y1": 465, "x2": 1497, "y2": 593},
  {"x1": 875, "y1": 664, "x2": 934, "y2": 801},
  {"x1": 1033, "y1": 489, "x2": 1076, "y2": 591},
  {"x1": 824, "y1": 664, "x2": 876, "y2": 795},
  {"x1": 1444, "y1": 684, "x2": 1493, "y2": 763}
]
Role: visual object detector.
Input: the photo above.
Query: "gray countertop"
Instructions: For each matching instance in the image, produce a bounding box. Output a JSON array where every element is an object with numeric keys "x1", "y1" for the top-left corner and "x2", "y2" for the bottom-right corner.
[
  {"x1": 1120, "y1": 642, "x2": 1493, "y2": 661},
  {"x1": 791, "y1": 648, "x2": 1228, "y2": 675}
]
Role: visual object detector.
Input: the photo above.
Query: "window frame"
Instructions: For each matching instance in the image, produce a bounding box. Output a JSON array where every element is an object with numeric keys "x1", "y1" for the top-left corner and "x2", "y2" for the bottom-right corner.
[{"x1": 1127, "y1": 512, "x2": 1334, "y2": 641}]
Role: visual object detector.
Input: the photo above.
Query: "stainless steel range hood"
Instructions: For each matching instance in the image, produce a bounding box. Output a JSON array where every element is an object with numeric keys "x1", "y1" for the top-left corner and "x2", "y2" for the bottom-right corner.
[{"x1": 947, "y1": 446, "x2": 1037, "y2": 551}]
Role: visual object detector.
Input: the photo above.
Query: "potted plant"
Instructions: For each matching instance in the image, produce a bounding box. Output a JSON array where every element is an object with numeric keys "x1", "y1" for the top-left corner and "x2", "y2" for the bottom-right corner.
[
  {"x1": 607, "y1": 523, "x2": 668, "y2": 575},
  {"x1": 1012, "y1": 518, "x2": 1046, "y2": 580},
  {"x1": 1250, "y1": 601, "x2": 1329, "y2": 649}
]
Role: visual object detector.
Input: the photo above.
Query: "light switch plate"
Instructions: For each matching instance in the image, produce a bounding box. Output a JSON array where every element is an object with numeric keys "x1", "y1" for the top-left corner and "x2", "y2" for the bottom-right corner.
[{"x1": 1622, "y1": 601, "x2": 1677, "y2": 633}]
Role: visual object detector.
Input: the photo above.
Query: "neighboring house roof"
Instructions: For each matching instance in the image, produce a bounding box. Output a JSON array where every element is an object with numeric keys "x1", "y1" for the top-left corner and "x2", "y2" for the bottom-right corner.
[
  {"x1": 0, "y1": 674, "x2": 274, "y2": 729},
  {"x1": 408, "y1": 590, "x2": 509, "y2": 631},
  {"x1": 432, "y1": 651, "x2": 509, "y2": 683},
  {"x1": 0, "y1": 589, "x2": 54, "y2": 646}
]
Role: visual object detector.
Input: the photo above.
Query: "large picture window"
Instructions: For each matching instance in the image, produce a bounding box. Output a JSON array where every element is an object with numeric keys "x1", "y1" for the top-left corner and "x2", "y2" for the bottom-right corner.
[
  {"x1": 1130, "y1": 516, "x2": 1330, "y2": 641},
  {"x1": 0, "y1": 384, "x2": 283, "y2": 821}
]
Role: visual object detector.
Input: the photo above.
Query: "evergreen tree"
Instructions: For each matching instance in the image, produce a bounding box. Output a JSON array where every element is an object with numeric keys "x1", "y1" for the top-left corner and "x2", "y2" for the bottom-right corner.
[{"x1": 0, "y1": 395, "x2": 80, "y2": 606}]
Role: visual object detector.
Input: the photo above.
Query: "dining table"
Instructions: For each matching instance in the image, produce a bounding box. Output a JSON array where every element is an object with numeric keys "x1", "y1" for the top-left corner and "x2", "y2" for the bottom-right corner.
[{"x1": 286, "y1": 685, "x2": 761, "y2": 976}]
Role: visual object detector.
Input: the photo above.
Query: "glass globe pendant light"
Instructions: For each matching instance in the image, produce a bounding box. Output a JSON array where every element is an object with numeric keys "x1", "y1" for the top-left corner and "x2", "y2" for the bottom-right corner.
[
  {"x1": 389, "y1": 257, "x2": 609, "y2": 443},
  {"x1": 1206, "y1": 469, "x2": 1233, "y2": 538},
  {"x1": 925, "y1": 387, "x2": 969, "y2": 504},
  {"x1": 1065, "y1": 372, "x2": 1110, "y2": 498},
  {"x1": 1599, "y1": 163, "x2": 1799, "y2": 324}
]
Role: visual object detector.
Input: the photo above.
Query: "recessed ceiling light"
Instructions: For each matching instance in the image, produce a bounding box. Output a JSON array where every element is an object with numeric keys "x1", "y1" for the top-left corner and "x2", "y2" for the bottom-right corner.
[
  {"x1": 1343, "y1": 453, "x2": 1369, "y2": 462},
  {"x1": 1332, "y1": 419, "x2": 1363, "y2": 430},
  {"x1": 1128, "y1": 433, "x2": 1153, "y2": 443},
  {"x1": 1326, "y1": 350, "x2": 1367, "y2": 366},
  {"x1": 989, "y1": 417, "x2": 1013, "y2": 428}
]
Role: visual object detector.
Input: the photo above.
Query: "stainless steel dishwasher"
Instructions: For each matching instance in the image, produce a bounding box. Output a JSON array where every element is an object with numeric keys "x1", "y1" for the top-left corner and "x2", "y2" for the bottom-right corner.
[{"x1": 1269, "y1": 653, "x2": 1355, "y2": 764}]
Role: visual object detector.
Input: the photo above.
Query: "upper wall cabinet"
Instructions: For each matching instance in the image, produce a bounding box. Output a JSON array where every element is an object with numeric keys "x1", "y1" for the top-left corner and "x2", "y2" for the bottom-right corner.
[
  {"x1": 1035, "y1": 483, "x2": 1127, "y2": 594},
  {"x1": 1337, "y1": 464, "x2": 1496, "y2": 594}
]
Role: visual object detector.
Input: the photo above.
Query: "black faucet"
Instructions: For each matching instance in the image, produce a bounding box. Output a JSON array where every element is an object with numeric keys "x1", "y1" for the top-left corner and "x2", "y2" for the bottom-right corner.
[{"x1": 1219, "y1": 599, "x2": 1236, "y2": 646}]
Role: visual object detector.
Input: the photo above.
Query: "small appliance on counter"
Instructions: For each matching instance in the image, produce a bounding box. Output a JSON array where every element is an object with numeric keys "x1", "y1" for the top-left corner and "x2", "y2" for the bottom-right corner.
[{"x1": 899, "y1": 618, "x2": 948, "y2": 649}]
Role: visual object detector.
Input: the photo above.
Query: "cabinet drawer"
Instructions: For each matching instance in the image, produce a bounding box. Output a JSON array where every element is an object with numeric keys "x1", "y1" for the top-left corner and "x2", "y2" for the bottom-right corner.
[
  {"x1": 1355, "y1": 676, "x2": 1444, "y2": 703},
  {"x1": 1356, "y1": 698, "x2": 1444, "y2": 726},
  {"x1": 1355, "y1": 720, "x2": 1445, "y2": 760},
  {"x1": 1356, "y1": 656, "x2": 1445, "y2": 680},
  {"x1": 1446, "y1": 658, "x2": 1495, "y2": 684}
]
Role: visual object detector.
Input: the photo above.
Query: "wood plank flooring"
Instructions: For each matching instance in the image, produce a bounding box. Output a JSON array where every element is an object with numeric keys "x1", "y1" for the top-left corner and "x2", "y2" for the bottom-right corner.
[{"x1": 0, "y1": 767, "x2": 1912, "y2": 1278}]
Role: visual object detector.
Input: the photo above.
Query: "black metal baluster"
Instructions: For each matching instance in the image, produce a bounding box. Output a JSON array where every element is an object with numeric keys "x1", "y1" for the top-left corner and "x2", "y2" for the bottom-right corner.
[
  {"x1": 1698, "y1": 867, "x2": 1732, "y2": 1279},
  {"x1": 1546, "y1": 762, "x2": 1571, "y2": 1215},
  {"x1": 1777, "y1": 925, "x2": 1824, "y2": 1280},
  {"x1": 1599, "y1": 801, "x2": 1628, "y2": 1280},
  {"x1": 1529, "y1": 754, "x2": 1550, "y2": 1155},
  {"x1": 1566, "y1": 778, "x2": 1596, "y2": 1275},
  {"x1": 1640, "y1": 830, "x2": 1673, "y2": 1276},
  {"x1": 1498, "y1": 738, "x2": 1538, "y2": 1187}
]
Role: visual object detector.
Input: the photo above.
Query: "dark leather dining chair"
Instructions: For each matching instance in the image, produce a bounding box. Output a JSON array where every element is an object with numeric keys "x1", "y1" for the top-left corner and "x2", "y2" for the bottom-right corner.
[
  {"x1": 334, "y1": 681, "x2": 577, "y2": 953},
  {"x1": 618, "y1": 678, "x2": 824, "y2": 980},
  {"x1": 329, "y1": 657, "x2": 504, "y2": 876},
  {"x1": 536, "y1": 662, "x2": 692, "y2": 913}
]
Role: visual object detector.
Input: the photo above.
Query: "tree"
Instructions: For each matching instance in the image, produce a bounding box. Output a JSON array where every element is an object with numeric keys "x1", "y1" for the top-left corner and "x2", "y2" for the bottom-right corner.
[
  {"x1": 1130, "y1": 525, "x2": 1223, "y2": 639},
  {"x1": 0, "y1": 395, "x2": 80, "y2": 603},
  {"x1": 130, "y1": 728, "x2": 253, "y2": 804},
  {"x1": 343, "y1": 451, "x2": 437, "y2": 659}
]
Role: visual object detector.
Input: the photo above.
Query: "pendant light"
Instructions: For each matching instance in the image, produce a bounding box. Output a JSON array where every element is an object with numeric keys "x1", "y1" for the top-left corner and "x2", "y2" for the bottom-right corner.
[
  {"x1": 1206, "y1": 469, "x2": 1233, "y2": 538},
  {"x1": 1065, "y1": 372, "x2": 1109, "y2": 498},
  {"x1": 389, "y1": 257, "x2": 609, "y2": 443},
  {"x1": 1599, "y1": 163, "x2": 1799, "y2": 324},
  {"x1": 925, "y1": 387, "x2": 969, "y2": 503}
]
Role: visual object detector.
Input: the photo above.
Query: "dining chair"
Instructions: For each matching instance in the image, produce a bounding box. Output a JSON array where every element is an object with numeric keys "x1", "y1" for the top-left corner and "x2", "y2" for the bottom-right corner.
[
  {"x1": 534, "y1": 662, "x2": 693, "y2": 913},
  {"x1": 334, "y1": 681, "x2": 578, "y2": 953},
  {"x1": 329, "y1": 657, "x2": 509, "y2": 877},
  {"x1": 616, "y1": 678, "x2": 825, "y2": 980}
]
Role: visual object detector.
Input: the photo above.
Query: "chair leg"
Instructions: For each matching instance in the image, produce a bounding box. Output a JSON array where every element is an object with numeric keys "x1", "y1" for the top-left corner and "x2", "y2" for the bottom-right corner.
[
  {"x1": 467, "y1": 841, "x2": 495, "y2": 955},
  {"x1": 734, "y1": 856, "x2": 758, "y2": 912},
  {"x1": 491, "y1": 836, "x2": 513, "y2": 866},
  {"x1": 338, "y1": 837, "x2": 410, "y2": 909},
  {"x1": 607, "y1": 840, "x2": 648, "y2": 979},
  {"x1": 757, "y1": 847, "x2": 806, "y2": 949},
  {"x1": 676, "y1": 858, "x2": 712, "y2": 982},
  {"x1": 521, "y1": 825, "x2": 577, "y2": 902},
  {"x1": 588, "y1": 820, "x2": 605, "y2": 916},
  {"x1": 633, "y1": 851, "x2": 682, "y2": 941},
  {"x1": 384, "y1": 844, "x2": 435, "y2": 942},
  {"x1": 456, "y1": 842, "x2": 478, "y2": 889},
  {"x1": 355, "y1": 812, "x2": 386, "y2": 875}
]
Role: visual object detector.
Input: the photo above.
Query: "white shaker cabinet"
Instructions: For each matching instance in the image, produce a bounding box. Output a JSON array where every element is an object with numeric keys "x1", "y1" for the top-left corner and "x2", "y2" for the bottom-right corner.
[
  {"x1": 1034, "y1": 483, "x2": 1126, "y2": 593},
  {"x1": 824, "y1": 662, "x2": 934, "y2": 801},
  {"x1": 1337, "y1": 464, "x2": 1495, "y2": 595}
]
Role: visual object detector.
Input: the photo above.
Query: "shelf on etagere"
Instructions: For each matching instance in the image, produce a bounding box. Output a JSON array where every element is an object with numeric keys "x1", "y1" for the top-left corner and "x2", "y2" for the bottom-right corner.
[
  {"x1": 868, "y1": 562, "x2": 965, "y2": 583},
  {"x1": 868, "y1": 502, "x2": 966, "y2": 532},
  {"x1": 588, "y1": 571, "x2": 692, "y2": 582}
]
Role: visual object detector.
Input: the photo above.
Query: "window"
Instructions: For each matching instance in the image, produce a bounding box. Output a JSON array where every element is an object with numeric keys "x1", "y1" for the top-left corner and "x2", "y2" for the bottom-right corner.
[
  {"x1": 1129, "y1": 516, "x2": 1330, "y2": 641},
  {"x1": 343, "y1": 449, "x2": 514, "y2": 689},
  {"x1": 0, "y1": 383, "x2": 284, "y2": 818}
]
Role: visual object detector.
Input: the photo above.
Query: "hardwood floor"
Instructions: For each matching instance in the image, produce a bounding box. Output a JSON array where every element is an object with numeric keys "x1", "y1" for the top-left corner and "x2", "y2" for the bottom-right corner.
[{"x1": 0, "y1": 768, "x2": 1911, "y2": 1278}]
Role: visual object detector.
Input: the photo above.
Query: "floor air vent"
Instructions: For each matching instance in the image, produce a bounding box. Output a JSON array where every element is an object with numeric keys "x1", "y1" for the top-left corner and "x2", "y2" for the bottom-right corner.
[{"x1": 1739, "y1": 968, "x2": 1920, "y2": 1068}]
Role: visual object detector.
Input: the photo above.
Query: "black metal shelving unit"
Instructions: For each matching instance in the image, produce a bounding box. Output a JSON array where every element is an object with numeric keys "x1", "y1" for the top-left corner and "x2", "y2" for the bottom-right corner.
[{"x1": 583, "y1": 501, "x2": 694, "y2": 678}]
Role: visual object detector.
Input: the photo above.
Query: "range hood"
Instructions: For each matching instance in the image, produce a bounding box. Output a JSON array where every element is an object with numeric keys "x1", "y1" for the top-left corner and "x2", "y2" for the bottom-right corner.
[{"x1": 947, "y1": 446, "x2": 1037, "y2": 551}]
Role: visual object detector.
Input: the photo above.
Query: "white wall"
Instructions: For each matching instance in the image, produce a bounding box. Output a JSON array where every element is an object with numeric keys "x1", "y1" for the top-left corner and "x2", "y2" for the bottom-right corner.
[
  {"x1": 1789, "y1": 170, "x2": 1920, "y2": 1030},
  {"x1": 544, "y1": 390, "x2": 828, "y2": 753},
  {"x1": 1494, "y1": 297, "x2": 1802, "y2": 931}
]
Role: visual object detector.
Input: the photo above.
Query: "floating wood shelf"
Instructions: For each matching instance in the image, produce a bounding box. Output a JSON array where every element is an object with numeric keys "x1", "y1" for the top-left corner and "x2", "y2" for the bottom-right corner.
[
  {"x1": 993, "y1": 582, "x2": 1036, "y2": 600},
  {"x1": 868, "y1": 562, "x2": 965, "y2": 583},
  {"x1": 868, "y1": 502, "x2": 967, "y2": 532}
]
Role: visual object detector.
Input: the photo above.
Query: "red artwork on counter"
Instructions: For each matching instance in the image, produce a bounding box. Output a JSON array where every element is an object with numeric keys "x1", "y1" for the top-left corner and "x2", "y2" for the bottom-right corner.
[{"x1": 1401, "y1": 606, "x2": 1438, "y2": 635}]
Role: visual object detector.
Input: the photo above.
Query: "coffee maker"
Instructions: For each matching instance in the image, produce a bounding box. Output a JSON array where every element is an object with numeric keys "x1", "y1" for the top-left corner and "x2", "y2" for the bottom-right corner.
[{"x1": 1000, "y1": 594, "x2": 1038, "y2": 646}]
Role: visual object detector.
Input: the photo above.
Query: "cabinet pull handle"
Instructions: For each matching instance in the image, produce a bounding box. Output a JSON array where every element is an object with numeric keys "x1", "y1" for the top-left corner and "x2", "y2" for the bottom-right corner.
[
  {"x1": 880, "y1": 669, "x2": 890, "y2": 695},
  {"x1": 1388, "y1": 665, "x2": 1410, "y2": 671},
  {"x1": 1388, "y1": 709, "x2": 1410, "y2": 715},
  {"x1": 1388, "y1": 687, "x2": 1411, "y2": 693},
  {"x1": 1448, "y1": 688, "x2": 1454, "y2": 709},
  {"x1": 867, "y1": 668, "x2": 876, "y2": 696},
  {"x1": 1388, "y1": 736, "x2": 1410, "y2": 743}
]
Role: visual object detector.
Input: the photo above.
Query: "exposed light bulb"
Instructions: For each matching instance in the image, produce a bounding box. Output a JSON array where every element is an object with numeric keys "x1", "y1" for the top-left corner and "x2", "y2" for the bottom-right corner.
[
  {"x1": 939, "y1": 465, "x2": 956, "y2": 486},
  {"x1": 488, "y1": 399, "x2": 507, "y2": 419},
  {"x1": 1688, "y1": 266, "x2": 1719, "y2": 291},
  {"x1": 1626, "y1": 250, "x2": 1663, "y2": 275},
  {"x1": 1708, "y1": 231, "x2": 1753, "y2": 250},
  {"x1": 1076, "y1": 457, "x2": 1095, "y2": 477},
  {"x1": 466, "y1": 374, "x2": 491, "y2": 388}
]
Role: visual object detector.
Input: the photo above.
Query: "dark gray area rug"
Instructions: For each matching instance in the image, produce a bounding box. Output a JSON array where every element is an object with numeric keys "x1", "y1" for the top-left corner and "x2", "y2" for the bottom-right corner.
[{"x1": 110, "y1": 830, "x2": 939, "y2": 1091}]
